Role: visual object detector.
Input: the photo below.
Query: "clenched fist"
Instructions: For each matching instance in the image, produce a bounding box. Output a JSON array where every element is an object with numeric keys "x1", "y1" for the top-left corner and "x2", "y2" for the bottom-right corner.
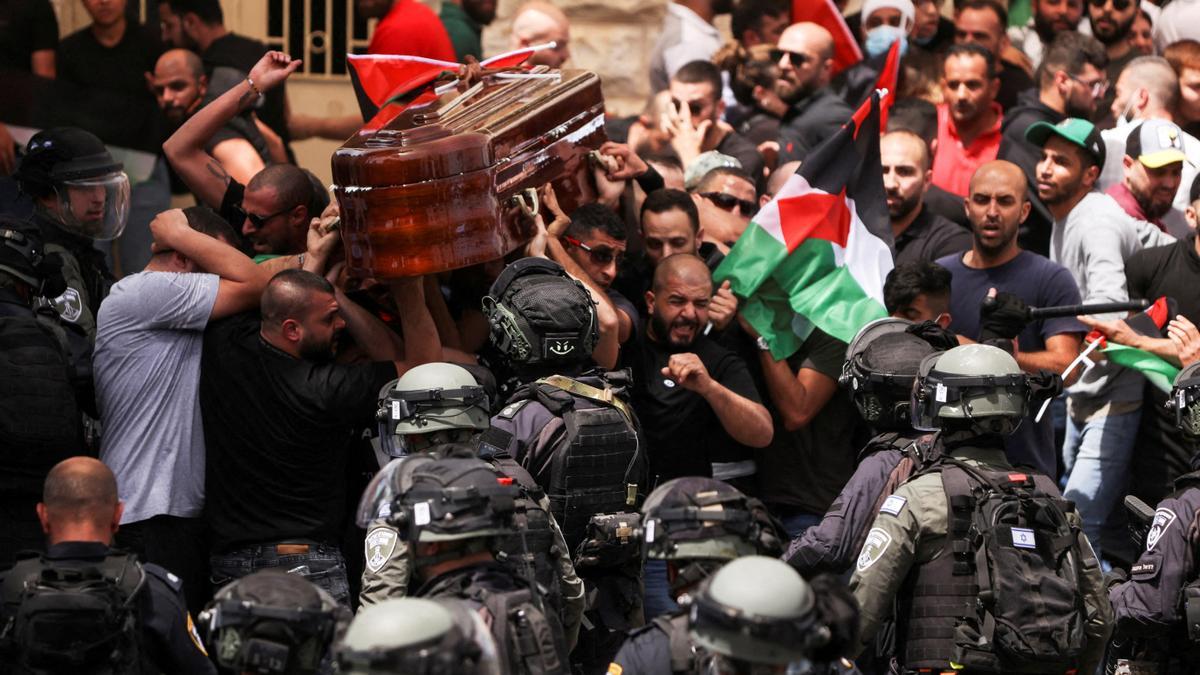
[{"x1": 661, "y1": 353, "x2": 712, "y2": 394}]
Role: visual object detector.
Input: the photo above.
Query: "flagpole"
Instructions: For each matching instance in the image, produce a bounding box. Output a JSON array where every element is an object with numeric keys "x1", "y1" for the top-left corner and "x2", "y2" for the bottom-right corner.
[{"x1": 1034, "y1": 337, "x2": 1102, "y2": 423}]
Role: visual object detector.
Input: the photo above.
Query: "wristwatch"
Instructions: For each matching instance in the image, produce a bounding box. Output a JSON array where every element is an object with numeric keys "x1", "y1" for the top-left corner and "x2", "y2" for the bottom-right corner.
[{"x1": 756, "y1": 336, "x2": 771, "y2": 352}]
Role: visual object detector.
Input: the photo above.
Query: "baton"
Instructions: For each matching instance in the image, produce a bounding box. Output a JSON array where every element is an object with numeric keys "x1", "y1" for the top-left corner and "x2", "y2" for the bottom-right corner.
[{"x1": 1028, "y1": 299, "x2": 1151, "y2": 319}]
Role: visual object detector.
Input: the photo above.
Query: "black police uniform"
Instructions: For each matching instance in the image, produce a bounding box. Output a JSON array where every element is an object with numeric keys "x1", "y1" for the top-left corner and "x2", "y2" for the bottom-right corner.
[
  {"x1": 0, "y1": 541, "x2": 216, "y2": 674},
  {"x1": 1109, "y1": 470, "x2": 1200, "y2": 671},
  {"x1": 608, "y1": 612, "x2": 690, "y2": 675},
  {"x1": 33, "y1": 207, "x2": 114, "y2": 340},
  {"x1": 786, "y1": 432, "x2": 934, "y2": 577}
]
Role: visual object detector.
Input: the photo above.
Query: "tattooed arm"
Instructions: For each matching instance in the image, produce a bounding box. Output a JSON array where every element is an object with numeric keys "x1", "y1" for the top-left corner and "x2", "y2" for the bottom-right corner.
[{"x1": 163, "y1": 51, "x2": 303, "y2": 208}]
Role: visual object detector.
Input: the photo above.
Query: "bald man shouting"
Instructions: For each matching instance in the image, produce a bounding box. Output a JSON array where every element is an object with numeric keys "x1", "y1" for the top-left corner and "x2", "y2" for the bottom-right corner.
[
  {"x1": 775, "y1": 22, "x2": 853, "y2": 163},
  {"x1": 509, "y1": 1, "x2": 571, "y2": 67},
  {"x1": 935, "y1": 160, "x2": 1085, "y2": 476}
]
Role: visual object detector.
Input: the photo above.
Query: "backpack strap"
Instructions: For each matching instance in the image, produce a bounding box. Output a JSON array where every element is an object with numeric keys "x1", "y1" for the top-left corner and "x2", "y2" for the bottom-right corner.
[
  {"x1": 940, "y1": 463, "x2": 979, "y2": 577},
  {"x1": 652, "y1": 613, "x2": 694, "y2": 674},
  {"x1": 536, "y1": 375, "x2": 633, "y2": 427}
]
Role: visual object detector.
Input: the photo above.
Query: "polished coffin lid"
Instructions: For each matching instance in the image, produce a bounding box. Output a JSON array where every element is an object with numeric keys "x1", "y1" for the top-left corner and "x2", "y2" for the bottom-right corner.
[{"x1": 331, "y1": 68, "x2": 606, "y2": 278}]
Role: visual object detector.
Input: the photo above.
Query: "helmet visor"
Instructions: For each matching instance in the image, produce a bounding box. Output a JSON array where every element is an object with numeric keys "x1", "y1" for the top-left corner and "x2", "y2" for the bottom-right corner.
[
  {"x1": 55, "y1": 171, "x2": 130, "y2": 240},
  {"x1": 356, "y1": 459, "x2": 406, "y2": 528}
]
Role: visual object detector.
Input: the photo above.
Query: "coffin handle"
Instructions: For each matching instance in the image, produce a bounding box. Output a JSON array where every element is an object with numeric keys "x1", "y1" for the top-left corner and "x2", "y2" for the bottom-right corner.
[{"x1": 509, "y1": 188, "x2": 540, "y2": 219}]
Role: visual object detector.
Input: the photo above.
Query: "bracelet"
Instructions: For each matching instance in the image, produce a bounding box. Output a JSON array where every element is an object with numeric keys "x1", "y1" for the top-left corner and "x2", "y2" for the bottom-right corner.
[
  {"x1": 245, "y1": 76, "x2": 263, "y2": 97},
  {"x1": 297, "y1": 253, "x2": 306, "y2": 268}
]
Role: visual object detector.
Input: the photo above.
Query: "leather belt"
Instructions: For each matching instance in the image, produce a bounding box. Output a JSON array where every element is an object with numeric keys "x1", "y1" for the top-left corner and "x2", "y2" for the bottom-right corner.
[{"x1": 275, "y1": 543, "x2": 311, "y2": 555}]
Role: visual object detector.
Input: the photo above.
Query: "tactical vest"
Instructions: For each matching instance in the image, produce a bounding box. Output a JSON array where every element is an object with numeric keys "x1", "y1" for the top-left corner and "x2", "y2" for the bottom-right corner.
[
  {"x1": 0, "y1": 295, "x2": 83, "y2": 496},
  {"x1": 488, "y1": 453, "x2": 563, "y2": 619},
  {"x1": 421, "y1": 563, "x2": 568, "y2": 675},
  {"x1": 898, "y1": 459, "x2": 1085, "y2": 673},
  {"x1": 0, "y1": 550, "x2": 146, "y2": 674},
  {"x1": 498, "y1": 372, "x2": 645, "y2": 551}
]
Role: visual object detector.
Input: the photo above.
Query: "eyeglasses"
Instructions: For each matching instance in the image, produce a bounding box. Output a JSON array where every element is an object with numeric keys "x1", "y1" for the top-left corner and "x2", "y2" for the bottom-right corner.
[
  {"x1": 237, "y1": 204, "x2": 292, "y2": 230},
  {"x1": 700, "y1": 192, "x2": 758, "y2": 218},
  {"x1": 1067, "y1": 73, "x2": 1108, "y2": 97},
  {"x1": 1089, "y1": 0, "x2": 1131, "y2": 10},
  {"x1": 562, "y1": 235, "x2": 625, "y2": 266},
  {"x1": 770, "y1": 49, "x2": 812, "y2": 69}
]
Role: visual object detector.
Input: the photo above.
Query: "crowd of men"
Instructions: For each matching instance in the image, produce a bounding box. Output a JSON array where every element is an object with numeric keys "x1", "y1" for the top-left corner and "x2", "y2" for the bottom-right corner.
[{"x1": 9, "y1": 0, "x2": 1200, "y2": 672}]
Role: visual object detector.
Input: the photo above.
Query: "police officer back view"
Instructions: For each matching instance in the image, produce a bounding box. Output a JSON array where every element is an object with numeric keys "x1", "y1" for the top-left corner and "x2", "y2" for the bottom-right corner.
[
  {"x1": 13, "y1": 127, "x2": 130, "y2": 341},
  {"x1": 199, "y1": 568, "x2": 348, "y2": 675},
  {"x1": 1108, "y1": 362, "x2": 1200, "y2": 674},
  {"x1": 0, "y1": 216, "x2": 92, "y2": 569},
  {"x1": 379, "y1": 455, "x2": 569, "y2": 674},
  {"x1": 786, "y1": 318, "x2": 942, "y2": 576},
  {"x1": 0, "y1": 457, "x2": 214, "y2": 674},
  {"x1": 849, "y1": 344, "x2": 1113, "y2": 674},
  {"x1": 483, "y1": 257, "x2": 646, "y2": 550},
  {"x1": 608, "y1": 477, "x2": 786, "y2": 675},
  {"x1": 357, "y1": 362, "x2": 584, "y2": 648},
  {"x1": 337, "y1": 597, "x2": 503, "y2": 675}
]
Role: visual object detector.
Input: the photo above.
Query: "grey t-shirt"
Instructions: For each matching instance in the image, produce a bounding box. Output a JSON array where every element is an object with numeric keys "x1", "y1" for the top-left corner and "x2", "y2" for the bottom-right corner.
[{"x1": 95, "y1": 271, "x2": 219, "y2": 523}]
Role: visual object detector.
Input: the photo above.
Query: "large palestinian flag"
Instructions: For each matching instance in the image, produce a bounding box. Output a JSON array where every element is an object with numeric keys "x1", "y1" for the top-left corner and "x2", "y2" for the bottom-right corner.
[{"x1": 714, "y1": 93, "x2": 894, "y2": 358}]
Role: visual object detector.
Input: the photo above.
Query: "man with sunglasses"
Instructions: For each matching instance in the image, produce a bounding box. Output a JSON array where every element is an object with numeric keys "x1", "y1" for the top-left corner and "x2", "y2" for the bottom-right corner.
[
  {"x1": 774, "y1": 23, "x2": 854, "y2": 164},
  {"x1": 666, "y1": 60, "x2": 764, "y2": 183},
  {"x1": 558, "y1": 203, "x2": 639, "y2": 345},
  {"x1": 1088, "y1": 0, "x2": 1139, "y2": 88}
]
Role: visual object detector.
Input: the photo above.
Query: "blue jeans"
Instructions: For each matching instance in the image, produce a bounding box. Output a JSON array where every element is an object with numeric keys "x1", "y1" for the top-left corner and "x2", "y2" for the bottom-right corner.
[
  {"x1": 1061, "y1": 408, "x2": 1142, "y2": 562},
  {"x1": 210, "y1": 541, "x2": 351, "y2": 609},
  {"x1": 642, "y1": 559, "x2": 679, "y2": 620}
]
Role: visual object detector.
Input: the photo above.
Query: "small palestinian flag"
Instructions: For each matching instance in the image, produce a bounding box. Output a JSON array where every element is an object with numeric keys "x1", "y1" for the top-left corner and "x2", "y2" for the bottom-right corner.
[
  {"x1": 791, "y1": 0, "x2": 863, "y2": 76},
  {"x1": 873, "y1": 37, "x2": 901, "y2": 129},
  {"x1": 714, "y1": 92, "x2": 894, "y2": 358},
  {"x1": 1092, "y1": 296, "x2": 1181, "y2": 392}
]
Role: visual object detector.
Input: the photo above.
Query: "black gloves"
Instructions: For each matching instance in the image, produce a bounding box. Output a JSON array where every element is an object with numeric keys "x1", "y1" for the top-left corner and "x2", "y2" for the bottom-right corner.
[{"x1": 979, "y1": 291, "x2": 1031, "y2": 342}]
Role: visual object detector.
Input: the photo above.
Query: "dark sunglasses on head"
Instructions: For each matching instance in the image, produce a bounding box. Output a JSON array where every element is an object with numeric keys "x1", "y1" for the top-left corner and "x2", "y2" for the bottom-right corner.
[
  {"x1": 236, "y1": 204, "x2": 292, "y2": 230},
  {"x1": 1089, "y1": 0, "x2": 1131, "y2": 10},
  {"x1": 769, "y1": 49, "x2": 811, "y2": 69},
  {"x1": 562, "y1": 235, "x2": 625, "y2": 266},
  {"x1": 701, "y1": 192, "x2": 758, "y2": 218}
]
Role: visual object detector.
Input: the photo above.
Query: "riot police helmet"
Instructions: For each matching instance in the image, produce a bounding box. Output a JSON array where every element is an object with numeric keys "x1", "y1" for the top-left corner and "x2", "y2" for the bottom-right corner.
[
  {"x1": 15, "y1": 127, "x2": 130, "y2": 241},
  {"x1": 199, "y1": 569, "x2": 349, "y2": 675},
  {"x1": 336, "y1": 597, "x2": 502, "y2": 675},
  {"x1": 377, "y1": 362, "x2": 491, "y2": 456},
  {"x1": 481, "y1": 257, "x2": 598, "y2": 368},
  {"x1": 386, "y1": 456, "x2": 520, "y2": 545},
  {"x1": 840, "y1": 318, "x2": 936, "y2": 430},
  {"x1": 1170, "y1": 362, "x2": 1200, "y2": 438}
]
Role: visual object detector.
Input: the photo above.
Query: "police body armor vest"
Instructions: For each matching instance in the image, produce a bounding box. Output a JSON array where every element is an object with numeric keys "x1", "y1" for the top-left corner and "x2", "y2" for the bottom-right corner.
[
  {"x1": 0, "y1": 294, "x2": 83, "y2": 496},
  {"x1": 420, "y1": 562, "x2": 568, "y2": 675},
  {"x1": 488, "y1": 454, "x2": 563, "y2": 620},
  {"x1": 1, "y1": 550, "x2": 146, "y2": 674},
  {"x1": 500, "y1": 372, "x2": 645, "y2": 551},
  {"x1": 898, "y1": 458, "x2": 1086, "y2": 673}
]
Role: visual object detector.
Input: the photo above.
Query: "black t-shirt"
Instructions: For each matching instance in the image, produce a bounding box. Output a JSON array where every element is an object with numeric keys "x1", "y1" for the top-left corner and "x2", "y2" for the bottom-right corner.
[
  {"x1": 893, "y1": 206, "x2": 971, "y2": 267},
  {"x1": 1126, "y1": 235, "x2": 1200, "y2": 504},
  {"x1": 0, "y1": 0, "x2": 57, "y2": 72},
  {"x1": 621, "y1": 328, "x2": 764, "y2": 484},
  {"x1": 203, "y1": 33, "x2": 290, "y2": 150},
  {"x1": 754, "y1": 328, "x2": 862, "y2": 515},
  {"x1": 200, "y1": 312, "x2": 396, "y2": 552}
]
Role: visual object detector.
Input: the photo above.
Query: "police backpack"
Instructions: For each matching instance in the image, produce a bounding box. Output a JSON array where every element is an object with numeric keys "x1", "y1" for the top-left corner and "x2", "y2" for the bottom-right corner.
[
  {"x1": 1, "y1": 550, "x2": 146, "y2": 674},
  {"x1": 938, "y1": 459, "x2": 1089, "y2": 673}
]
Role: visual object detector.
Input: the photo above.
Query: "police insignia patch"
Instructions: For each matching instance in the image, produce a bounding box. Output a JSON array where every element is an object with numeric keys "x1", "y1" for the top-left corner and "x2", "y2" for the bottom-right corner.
[
  {"x1": 187, "y1": 612, "x2": 208, "y2": 655},
  {"x1": 879, "y1": 495, "x2": 907, "y2": 516},
  {"x1": 857, "y1": 528, "x2": 892, "y2": 572},
  {"x1": 1146, "y1": 508, "x2": 1177, "y2": 551},
  {"x1": 52, "y1": 287, "x2": 83, "y2": 323},
  {"x1": 365, "y1": 527, "x2": 398, "y2": 573}
]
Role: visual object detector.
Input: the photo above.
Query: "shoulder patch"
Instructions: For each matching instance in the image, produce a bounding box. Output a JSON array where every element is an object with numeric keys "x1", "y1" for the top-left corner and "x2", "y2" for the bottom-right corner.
[
  {"x1": 607, "y1": 664, "x2": 623, "y2": 675},
  {"x1": 1146, "y1": 508, "x2": 1178, "y2": 551},
  {"x1": 879, "y1": 495, "x2": 907, "y2": 516},
  {"x1": 856, "y1": 528, "x2": 893, "y2": 572},
  {"x1": 186, "y1": 612, "x2": 208, "y2": 656},
  {"x1": 497, "y1": 399, "x2": 531, "y2": 420},
  {"x1": 52, "y1": 287, "x2": 82, "y2": 323},
  {"x1": 365, "y1": 526, "x2": 398, "y2": 573}
]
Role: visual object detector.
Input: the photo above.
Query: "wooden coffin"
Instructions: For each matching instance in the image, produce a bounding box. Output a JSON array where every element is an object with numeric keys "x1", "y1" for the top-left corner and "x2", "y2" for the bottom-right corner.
[{"x1": 331, "y1": 68, "x2": 607, "y2": 278}]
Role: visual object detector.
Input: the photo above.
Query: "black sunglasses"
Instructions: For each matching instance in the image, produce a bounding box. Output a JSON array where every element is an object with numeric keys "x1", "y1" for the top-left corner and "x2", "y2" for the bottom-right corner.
[
  {"x1": 236, "y1": 204, "x2": 292, "y2": 230},
  {"x1": 770, "y1": 49, "x2": 811, "y2": 69},
  {"x1": 562, "y1": 235, "x2": 625, "y2": 266},
  {"x1": 701, "y1": 192, "x2": 758, "y2": 218},
  {"x1": 1089, "y1": 0, "x2": 1131, "y2": 10}
]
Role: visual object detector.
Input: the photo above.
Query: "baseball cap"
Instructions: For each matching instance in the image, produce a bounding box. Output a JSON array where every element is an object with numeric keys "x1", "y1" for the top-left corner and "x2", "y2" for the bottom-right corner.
[
  {"x1": 1126, "y1": 119, "x2": 1190, "y2": 169},
  {"x1": 1025, "y1": 118, "x2": 1106, "y2": 168},
  {"x1": 684, "y1": 151, "x2": 743, "y2": 191}
]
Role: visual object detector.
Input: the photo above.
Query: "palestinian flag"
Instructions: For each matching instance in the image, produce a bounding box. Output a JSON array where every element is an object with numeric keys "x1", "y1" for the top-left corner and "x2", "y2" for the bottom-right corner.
[
  {"x1": 791, "y1": 0, "x2": 863, "y2": 76},
  {"x1": 1092, "y1": 296, "x2": 1181, "y2": 392},
  {"x1": 873, "y1": 37, "x2": 901, "y2": 129},
  {"x1": 713, "y1": 93, "x2": 893, "y2": 358}
]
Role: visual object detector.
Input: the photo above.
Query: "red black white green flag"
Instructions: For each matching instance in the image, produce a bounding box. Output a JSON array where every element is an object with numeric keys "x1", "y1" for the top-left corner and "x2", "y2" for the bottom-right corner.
[
  {"x1": 791, "y1": 0, "x2": 863, "y2": 76},
  {"x1": 713, "y1": 92, "x2": 894, "y2": 358}
]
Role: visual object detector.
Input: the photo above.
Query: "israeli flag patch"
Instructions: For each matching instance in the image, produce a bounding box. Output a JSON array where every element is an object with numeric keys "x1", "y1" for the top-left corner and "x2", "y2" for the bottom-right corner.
[
  {"x1": 1011, "y1": 527, "x2": 1036, "y2": 550},
  {"x1": 879, "y1": 495, "x2": 907, "y2": 516}
]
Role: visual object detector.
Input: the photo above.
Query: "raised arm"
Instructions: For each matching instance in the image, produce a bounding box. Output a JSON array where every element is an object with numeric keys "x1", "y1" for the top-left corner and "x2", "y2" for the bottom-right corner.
[
  {"x1": 662, "y1": 352, "x2": 773, "y2": 447},
  {"x1": 150, "y1": 209, "x2": 271, "y2": 318},
  {"x1": 162, "y1": 51, "x2": 301, "y2": 208}
]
